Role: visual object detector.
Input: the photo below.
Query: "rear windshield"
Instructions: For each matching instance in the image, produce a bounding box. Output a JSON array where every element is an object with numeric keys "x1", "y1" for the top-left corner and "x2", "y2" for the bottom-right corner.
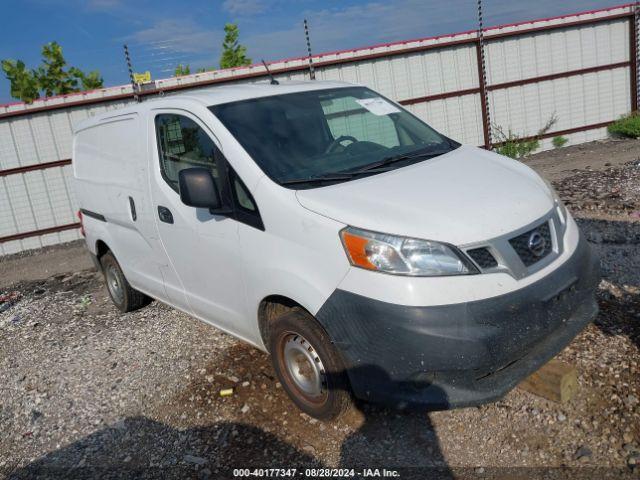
[{"x1": 210, "y1": 87, "x2": 458, "y2": 188}]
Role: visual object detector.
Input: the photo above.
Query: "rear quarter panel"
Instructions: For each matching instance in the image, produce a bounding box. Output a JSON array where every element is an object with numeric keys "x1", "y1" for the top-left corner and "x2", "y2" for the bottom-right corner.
[{"x1": 72, "y1": 114, "x2": 150, "y2": 282}]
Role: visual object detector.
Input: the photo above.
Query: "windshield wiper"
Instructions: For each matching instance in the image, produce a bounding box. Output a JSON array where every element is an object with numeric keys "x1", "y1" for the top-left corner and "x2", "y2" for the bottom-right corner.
[
  {"x1": 280, "y1": 172, "x2": 355, "y2": 186},
  {"x1": 348, "y1": 148, "x2": 450, "y2": 174},
  {"x1": 280, "y1": 147, "x2": 452, "y2": 186}
]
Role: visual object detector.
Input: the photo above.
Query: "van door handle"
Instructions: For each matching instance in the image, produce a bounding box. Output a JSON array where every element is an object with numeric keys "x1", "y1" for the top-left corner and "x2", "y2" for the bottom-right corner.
[
  {"x1": 128, "y1": 196, "x2": 137, "y2": 221},
  {"x1": 157, "y1": 206, "x2": 174, "y2": 224}
]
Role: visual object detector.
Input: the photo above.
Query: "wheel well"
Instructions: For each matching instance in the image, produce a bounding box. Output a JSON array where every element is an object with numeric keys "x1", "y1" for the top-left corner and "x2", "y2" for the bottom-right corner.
[
  {"x1": 95, "y1": 240, "x2": 110, "y2": 259},
  {"x1": 258, "y1": 295, "x2": 306, "y2": 350}
]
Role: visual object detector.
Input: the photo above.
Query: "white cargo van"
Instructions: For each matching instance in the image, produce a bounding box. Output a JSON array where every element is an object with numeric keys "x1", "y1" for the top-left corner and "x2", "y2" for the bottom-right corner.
[{"x1": 73, "y1": 81, "x2": 599, "y2": 419}]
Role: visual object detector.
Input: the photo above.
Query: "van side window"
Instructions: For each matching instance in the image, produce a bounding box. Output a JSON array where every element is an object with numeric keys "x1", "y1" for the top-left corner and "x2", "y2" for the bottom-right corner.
[
  {"x1": 155, "y1": 114, "x2": 221, "y2": 193},
  {"x1": 228, "y1": 168, "x2": 264, "y2": 231},
  {"x1": 232, "y1": 176, "x2": 256, "y2": 212}
]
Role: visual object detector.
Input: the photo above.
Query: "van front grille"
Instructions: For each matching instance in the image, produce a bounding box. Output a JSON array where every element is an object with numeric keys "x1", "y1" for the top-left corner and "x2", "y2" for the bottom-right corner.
[
  {"x1": 461, "y1": 212, "x2": 563, "y2": 280},
  {"x1": 509, "y1": 221, "x2": 552, "y2": 267},
  {"x1": 467, "y1": 247, "x2": 498, "y2": 269}
]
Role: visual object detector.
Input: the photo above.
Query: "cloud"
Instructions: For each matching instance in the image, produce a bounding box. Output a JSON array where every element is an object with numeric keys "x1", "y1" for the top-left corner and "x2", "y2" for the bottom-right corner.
[
  {"x1": 242, "y1": 0, "x2": 470, "y2": 62},
  {"x1": 119, "y1": 0, "x2": 622, "y2": 79},
  {"x1": 240, "y1": 0, "x2": 623, "y2": 63},
  {"x1": 222, "y1": 0, "x2": 267, "y2": 16},
  {"x1": 124, "y1": 18, "x2": 223, "y2": 73},
  {"x1": 128, "y1": 19, "x2": 221, "y2": 54}
]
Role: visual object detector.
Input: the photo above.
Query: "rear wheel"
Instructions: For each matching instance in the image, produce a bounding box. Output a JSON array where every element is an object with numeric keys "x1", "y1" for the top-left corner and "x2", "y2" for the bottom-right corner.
[
  {"x1": 268, "y1": 309, "x2": 353, "y2": 420},
  {"x1": 100, "y1": 252, "x2": 151, "y2": 313}
]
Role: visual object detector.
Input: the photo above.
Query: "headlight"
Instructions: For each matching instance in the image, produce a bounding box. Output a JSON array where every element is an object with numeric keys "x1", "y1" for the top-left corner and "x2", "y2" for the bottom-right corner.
[
  {"x1": 340, "y1": 227, "x2": 478, "y2": 276},
  {"x1": 542, "y1": 178, "x2": 568, "y2": 223}
]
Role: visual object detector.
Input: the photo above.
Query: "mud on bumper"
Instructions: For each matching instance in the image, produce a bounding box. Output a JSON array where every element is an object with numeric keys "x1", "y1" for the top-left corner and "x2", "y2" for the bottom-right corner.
[{"x1": 316, "y1": 233, "x2": 600, "y2": 409}]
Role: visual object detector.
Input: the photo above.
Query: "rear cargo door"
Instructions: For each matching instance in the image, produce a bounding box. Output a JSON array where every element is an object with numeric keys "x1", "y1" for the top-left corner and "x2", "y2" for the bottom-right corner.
[{"x1": 74, "y1": 114, "x2": 169, "y2": 300}]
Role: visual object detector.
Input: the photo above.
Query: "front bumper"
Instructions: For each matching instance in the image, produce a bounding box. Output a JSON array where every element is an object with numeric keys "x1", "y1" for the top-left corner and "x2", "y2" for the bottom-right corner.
[{"x1": 315, "y1": 232, "x2": 600, "y2": 409}]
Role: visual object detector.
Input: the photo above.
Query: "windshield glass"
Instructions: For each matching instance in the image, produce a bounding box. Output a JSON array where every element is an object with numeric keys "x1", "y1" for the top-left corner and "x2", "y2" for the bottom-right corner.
[{"x1": 210, "y1": 87, "x2": 459, "y2": 188}]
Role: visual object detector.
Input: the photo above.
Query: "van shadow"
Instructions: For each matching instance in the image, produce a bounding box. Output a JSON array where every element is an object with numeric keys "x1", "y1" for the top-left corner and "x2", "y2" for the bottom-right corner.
[
  {"x1": 339, "y1": 404, "x2": 451, "y2": 476},
  {"x1": 576, "y1": 218, "x2": 640, "y2": 350},
  {"x1": 8, "y1": 417, "x2": 321, "y2": 480},
  {"x1": 336, "y1": 367, "x2": 451, "y2": 475},
  {"x1": 8, "y1": 365, "x2": 453, "y2": 480}
]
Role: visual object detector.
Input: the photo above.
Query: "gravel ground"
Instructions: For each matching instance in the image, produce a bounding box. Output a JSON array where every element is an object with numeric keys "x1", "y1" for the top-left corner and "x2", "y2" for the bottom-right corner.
[{"x1": 1, "y1": 139, "x2": 639, "y2": 479}]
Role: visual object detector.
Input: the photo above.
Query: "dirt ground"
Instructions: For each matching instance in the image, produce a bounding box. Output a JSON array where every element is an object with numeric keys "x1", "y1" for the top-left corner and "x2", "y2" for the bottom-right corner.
[
  {"x1": 0, "y1": 242, "x2": 93, "y2": 290},
  {"x1": 1, "y1": 139, "x2": 639, "y2": 479}
]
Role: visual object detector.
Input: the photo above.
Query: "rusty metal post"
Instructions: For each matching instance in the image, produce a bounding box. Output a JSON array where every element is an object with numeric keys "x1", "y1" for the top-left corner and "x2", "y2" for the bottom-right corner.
[
  {"x1": 476, "y1": 0, "x2": 492, "y2": 149},
  {"x1": 631, "y1": 2, "x2": 639, "y2": 111},
  {"x1": 123, "y1": 44, "x2": 140, "y2": 103},
  {"x1": 304, "y1": 19, "x2": 316, "y2": 80}
]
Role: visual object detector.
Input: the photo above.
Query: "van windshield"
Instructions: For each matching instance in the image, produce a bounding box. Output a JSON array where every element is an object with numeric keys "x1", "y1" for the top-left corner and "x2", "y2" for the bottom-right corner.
[{"x1": 210, "y1": 87, "x2": 459, "y2": 189}]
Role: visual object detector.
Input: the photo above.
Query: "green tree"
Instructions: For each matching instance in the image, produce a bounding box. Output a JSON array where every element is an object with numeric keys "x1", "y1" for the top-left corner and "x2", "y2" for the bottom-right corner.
[
  {"x1": 36, "y1": 42, "x2": 78, "y2": 96},
  {"x1": 2, "y1": 41, "x2": 103, "y2": 103},
  {"x1": 70, "y1": 67, "x2": 104, "y2": 90},
  {"x1": 174, "y1": 64, "x2": 191, "y2": 77},
  {"x1": 219, "y1": 23, "x2": 252, "y2": 69},
  {"x1": 1, "y1": 60, "x2": 39, "y2": 103}
]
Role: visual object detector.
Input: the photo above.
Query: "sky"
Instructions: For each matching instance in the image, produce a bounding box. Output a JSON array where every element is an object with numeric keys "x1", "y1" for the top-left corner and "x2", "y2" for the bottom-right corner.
[{"x1": 0, "y1": 0, "x2": 629, "y2": 104}]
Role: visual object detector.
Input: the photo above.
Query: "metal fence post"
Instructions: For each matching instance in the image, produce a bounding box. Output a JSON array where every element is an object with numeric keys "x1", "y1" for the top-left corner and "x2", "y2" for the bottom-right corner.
[
  {"x1": 632, "y1": 2, "x2": 640, "y2": 111},
  {"x1": 476, "y1": 0, "x2": 492, "y2": 149},
  {"x1": 123, "y1": 44, "x2": 140, "y2": 103},
  {"x1": 304, "y1": 19, "x2": 316, "y2": 81}
]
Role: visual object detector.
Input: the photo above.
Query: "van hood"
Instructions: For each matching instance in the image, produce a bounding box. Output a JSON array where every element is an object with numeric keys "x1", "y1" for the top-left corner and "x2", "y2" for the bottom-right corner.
[{"x1": 295, "y1": 145, "x2": 554, "y2": 246}]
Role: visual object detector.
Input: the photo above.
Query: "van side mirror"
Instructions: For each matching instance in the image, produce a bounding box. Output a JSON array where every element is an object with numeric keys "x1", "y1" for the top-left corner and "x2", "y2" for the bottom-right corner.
[{"x1": 178, "y1": 168, "x2": 226, "y2": 212}]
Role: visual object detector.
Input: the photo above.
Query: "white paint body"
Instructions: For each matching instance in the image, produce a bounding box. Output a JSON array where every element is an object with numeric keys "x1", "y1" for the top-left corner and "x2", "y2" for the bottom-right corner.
[{"x1": 72, "y1": 81, "x2": 579, "y2": 351}]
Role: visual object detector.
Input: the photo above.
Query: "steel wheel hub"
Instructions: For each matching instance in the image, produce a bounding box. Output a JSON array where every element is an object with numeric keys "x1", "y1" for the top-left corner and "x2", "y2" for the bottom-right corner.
[
  {"x1": 282, "y1": 334, "x2": 326, "y2": 398},
  {"x1": 105, "y1": 265, "x2": 124, "y2": 304}
]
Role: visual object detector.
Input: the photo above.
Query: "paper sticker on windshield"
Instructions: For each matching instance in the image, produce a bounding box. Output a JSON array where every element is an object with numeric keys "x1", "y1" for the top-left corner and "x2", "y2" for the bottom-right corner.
[{"x1": 355, "y1": 98, "x2": 400, "y2": 116}]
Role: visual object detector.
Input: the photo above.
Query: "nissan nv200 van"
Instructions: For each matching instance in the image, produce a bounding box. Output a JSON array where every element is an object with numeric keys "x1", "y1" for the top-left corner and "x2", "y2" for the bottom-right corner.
[{"x1": 73, "y1": 81, "x2": 599, "y2": 420}]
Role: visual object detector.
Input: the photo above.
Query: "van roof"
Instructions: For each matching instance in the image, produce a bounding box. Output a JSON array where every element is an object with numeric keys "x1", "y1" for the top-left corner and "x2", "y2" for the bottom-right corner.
[
  {"x1": 173, "y1": 80, "x2": 354, "y2": 105},
  {"x1": 74, "y1": 80, "x2": 354, "y2": 132}
]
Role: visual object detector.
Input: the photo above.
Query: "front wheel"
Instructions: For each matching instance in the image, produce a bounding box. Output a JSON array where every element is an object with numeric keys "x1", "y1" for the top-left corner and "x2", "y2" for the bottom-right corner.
[{"x1": 268, "y1": 309, "x2": 353, "y2": 420}]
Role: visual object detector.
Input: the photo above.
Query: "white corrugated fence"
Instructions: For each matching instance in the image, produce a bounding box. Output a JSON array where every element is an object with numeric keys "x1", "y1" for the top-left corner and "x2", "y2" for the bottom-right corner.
[{"x1": 0, "y1": 3, "x2": 638, "y2": 254}]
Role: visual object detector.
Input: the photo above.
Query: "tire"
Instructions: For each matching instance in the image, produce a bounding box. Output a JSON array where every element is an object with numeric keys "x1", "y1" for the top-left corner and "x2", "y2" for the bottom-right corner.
[
  {"x1": 268, "y1": 308, "x2": 353, "y2": 420},
  {"x1": 100, "y1": 251, "x2": 151, "y2": 313}
]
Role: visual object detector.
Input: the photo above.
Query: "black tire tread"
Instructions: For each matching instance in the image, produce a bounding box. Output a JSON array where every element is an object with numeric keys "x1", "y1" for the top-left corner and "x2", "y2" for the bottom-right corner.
[
  {"x1": 268, "y1": 308, "x2": 353, "y2": 421},
  {"x1": 100, "y1": 251, "x2": 151, "y2": 312}
]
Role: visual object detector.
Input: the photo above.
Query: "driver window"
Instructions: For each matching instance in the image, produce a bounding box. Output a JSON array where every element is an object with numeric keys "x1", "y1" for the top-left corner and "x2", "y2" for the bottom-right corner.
[
  {"x1": 321, "y1": 96, "x2": 400, "y2": 148},
  {"x1": 155, "y1": 114, "x2": 221, "y2": 193}
]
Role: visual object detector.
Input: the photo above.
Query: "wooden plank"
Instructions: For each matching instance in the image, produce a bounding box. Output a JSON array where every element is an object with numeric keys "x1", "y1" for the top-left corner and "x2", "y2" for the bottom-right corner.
[{"x1": 518, "y1": 359, "x2": 578, "y2": 403}]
